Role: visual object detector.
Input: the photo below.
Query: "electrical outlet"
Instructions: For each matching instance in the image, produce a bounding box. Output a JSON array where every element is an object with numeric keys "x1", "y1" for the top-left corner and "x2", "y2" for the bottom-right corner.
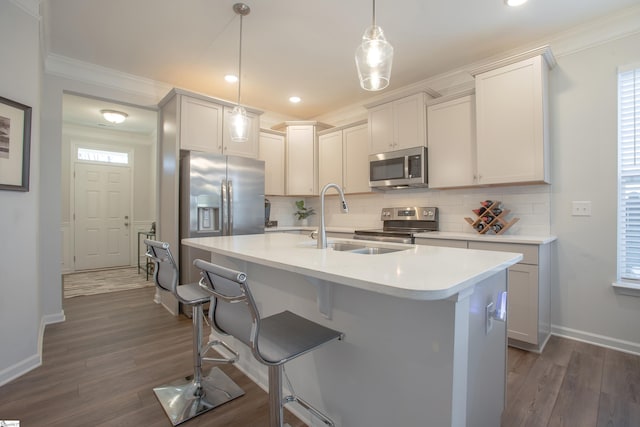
[{"x1": 572, "y1": 201, "x2": 592, "y2": 216}]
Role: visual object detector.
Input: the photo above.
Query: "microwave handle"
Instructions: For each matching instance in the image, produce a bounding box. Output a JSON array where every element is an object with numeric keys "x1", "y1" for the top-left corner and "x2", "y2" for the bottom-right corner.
[{"x1": 404, "y1": 155, "x2": 410, "y2": 179}]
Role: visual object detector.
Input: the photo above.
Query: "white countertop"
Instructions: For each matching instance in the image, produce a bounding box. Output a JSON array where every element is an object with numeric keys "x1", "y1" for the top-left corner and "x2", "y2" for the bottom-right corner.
[
  {"x1": 266, "y1": 225, "x2": 556, "y2": 245},
  {"x1": 182, "y1": 233, "x2": 522, "y2": 301},
  {"x1": 414, "y1": 231, "x2": 557, "y2": 245}
]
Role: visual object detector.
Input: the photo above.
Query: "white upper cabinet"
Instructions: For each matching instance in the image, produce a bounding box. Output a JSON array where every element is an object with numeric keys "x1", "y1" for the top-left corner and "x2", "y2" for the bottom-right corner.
[
  {"x1": 222, "y1": 106, "x2": 260, "y2": 158},
  {"x1": 474, "y1": 54, "x2": 551, "y2": 185},
  {"x1": 342, "y1": 123, "x2": 370, "y2": 193},
  {"x1": 427, "y1": 94, "x2": 477, "y2": 188},
  {"x1": 176, "y1": 91, "x2": 260, "y2": 158},
  {"x1": 286, "y1": 124, "x2": 318, "y2": 196},
  {"x1": 259, "y1": 130, "x2": 286, "y2": 196},
  {"x1": 318, "y1": 122, "x2": 370, "y2": 194},
  {"x1": 318, "y1": 130, "x2": 343, "y2": 189},
  {"x1": 179, "y1": 96, "x2": 223, "y2": 153},
  {"x1": 368, "y1": 93, "x2": 427, "y2": 154}
]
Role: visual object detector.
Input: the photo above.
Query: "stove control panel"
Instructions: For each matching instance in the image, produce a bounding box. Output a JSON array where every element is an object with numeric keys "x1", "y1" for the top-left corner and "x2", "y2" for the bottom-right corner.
[{"x1": 380, "y1": 207, "x2": 438, "y2": 221}]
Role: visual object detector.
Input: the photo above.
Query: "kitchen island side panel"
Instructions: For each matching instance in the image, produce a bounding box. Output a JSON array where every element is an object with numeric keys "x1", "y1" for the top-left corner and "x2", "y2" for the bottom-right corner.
[{"x1": 205, "y1": 254, "x2": 506, "y2": 427}]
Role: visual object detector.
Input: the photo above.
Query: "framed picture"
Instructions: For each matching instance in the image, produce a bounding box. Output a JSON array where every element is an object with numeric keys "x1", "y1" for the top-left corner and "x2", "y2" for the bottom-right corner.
[{"x1": 0, "y1": 96, "x2": 32, "y2": 191}]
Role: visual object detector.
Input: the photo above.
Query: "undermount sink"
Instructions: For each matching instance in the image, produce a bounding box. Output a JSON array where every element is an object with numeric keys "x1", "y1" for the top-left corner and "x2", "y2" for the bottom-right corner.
[{"x1": 328, "y1": 242, "x2": 406, "y2": 255}]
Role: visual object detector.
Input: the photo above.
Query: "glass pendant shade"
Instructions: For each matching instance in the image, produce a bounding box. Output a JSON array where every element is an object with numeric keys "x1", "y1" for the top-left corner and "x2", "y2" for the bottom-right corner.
[
  {"x1": 230, "y1": 105, "x2": 249, "y2": 142},
  {"x1": 355, "y1": 25, "x2": 393, "y2": 91}
]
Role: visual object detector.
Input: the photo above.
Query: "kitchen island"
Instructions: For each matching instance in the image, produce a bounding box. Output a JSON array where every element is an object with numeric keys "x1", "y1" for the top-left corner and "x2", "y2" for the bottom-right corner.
[{"x1": 183, "y1": 233, "x2": 521, "y2": 427}]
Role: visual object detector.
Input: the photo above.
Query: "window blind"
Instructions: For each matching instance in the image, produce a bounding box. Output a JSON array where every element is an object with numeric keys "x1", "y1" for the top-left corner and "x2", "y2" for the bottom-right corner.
[{"x1": 618, "y1": 66, "x2": 640, "y2": 281}]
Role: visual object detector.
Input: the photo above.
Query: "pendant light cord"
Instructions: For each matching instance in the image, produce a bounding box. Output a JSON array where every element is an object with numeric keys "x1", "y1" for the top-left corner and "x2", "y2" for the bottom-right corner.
[
  {"x1": 237, "y1": 13, "x2": 243, "y2": 107},
  {"x1": 372, "y1": 0, "x2": 376, "y2": 27}
]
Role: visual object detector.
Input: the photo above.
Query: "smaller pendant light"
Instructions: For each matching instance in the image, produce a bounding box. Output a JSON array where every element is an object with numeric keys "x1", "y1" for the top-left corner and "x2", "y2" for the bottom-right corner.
[
  {"x1": 355, "y1": 0, "x2": 394, "y2": 91},
  {"x1": 230, "y1": 3, "x2": 250, "y2": 142}
]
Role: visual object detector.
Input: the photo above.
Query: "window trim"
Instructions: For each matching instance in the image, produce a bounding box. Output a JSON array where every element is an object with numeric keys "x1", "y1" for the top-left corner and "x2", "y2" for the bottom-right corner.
[{"x1": 615, "y1": 63, "x2": 640, "y2": 296}]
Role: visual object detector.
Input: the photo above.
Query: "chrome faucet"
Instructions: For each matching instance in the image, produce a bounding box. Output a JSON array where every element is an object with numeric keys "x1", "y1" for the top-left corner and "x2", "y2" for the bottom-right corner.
[{"x1": 318, "y1": 183, "x2": 349, "y2": 249}]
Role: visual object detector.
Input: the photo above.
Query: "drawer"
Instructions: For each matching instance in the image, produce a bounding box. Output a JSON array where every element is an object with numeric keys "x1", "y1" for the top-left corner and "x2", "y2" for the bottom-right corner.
[
  {"x1": 415, "y1": 238, "x2": 468, "y2": 249},
  {"x1": 468, "y1": 241, "x2": 538, "y2": 265}
]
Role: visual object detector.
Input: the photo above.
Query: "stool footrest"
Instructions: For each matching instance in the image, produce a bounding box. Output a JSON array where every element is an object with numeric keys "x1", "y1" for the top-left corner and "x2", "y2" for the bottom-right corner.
[
  {"x1": 201, "y1": 339, "x2": 239, "y2": 364},
  {"x1": 283, "y1": 394, "x2": 335, "y2": 426}
]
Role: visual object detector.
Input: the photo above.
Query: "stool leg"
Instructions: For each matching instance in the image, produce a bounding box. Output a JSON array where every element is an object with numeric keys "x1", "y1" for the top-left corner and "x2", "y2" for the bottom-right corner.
[
  {"x1": 152, "y1": 302, "x2": 245, "y2": 425},
  {"x1": 192, "y1": 304, "x2": 203, "y2": 392},
  {"x1": 268, "y1": 365, "x2": 285, "y2": 427}
]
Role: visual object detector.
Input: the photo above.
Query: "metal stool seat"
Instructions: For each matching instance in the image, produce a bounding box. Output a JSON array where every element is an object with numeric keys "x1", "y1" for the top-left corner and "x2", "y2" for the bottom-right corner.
[
  {"x1": 145, "y1": 239, "x2": 244, "y2": 425},
  {"x1": 195, "y1": 258, "x2": 344, "y2": 427}
]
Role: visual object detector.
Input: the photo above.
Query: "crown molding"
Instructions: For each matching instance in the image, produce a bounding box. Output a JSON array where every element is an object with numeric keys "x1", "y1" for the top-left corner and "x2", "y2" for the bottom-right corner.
[
  {"x1": 45, "y1": 53, "x2": 172, "y2": 101},
  {"x1": 9, "y1": 0, "x2": 40, "y2": 18}
]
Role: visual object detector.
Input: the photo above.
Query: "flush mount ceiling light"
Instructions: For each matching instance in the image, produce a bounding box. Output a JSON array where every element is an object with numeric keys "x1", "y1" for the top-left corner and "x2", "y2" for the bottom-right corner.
[
  {"x1": 230, "y1": 3, "x2": 250, "y2": 143},
  {"x1": 355, "y1": 0, "x2": 394, "y2": 91},
  {"x1": 289, "y1": 96, "x2": 301, "y2": 104},
  {"x1": 505, "y1": 0, "x2": 528, "y2": 6},
  {"x1": 225, "y1": 74, "x2": 238, "y2": 83},
  {"x1": 101, "y1": 109, "x2": 128, "y2": 124}
]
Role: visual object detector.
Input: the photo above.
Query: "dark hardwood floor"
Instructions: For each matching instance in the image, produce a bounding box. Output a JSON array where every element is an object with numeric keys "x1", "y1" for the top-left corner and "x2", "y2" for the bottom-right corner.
[
  {"x1": 1, "y1": 286, "x2": 640, "y2": 426},
  {"x1": 0, "y1": 287, "x2": 304, "y2": 427},
  {"x1": 503, "y1": 336, "x2": 640, "y2": 427}
]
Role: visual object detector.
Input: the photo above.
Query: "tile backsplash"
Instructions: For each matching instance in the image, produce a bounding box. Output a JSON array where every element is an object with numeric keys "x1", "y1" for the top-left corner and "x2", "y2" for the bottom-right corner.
[{"x1": 267, "y1": 184, "x2": 551, "y2": 236}]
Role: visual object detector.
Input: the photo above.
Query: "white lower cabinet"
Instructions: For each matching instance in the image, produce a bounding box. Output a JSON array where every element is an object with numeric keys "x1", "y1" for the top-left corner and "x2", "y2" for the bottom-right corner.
[{"x1": 415, "y1": 237, "x2": 551, "y2": 352}]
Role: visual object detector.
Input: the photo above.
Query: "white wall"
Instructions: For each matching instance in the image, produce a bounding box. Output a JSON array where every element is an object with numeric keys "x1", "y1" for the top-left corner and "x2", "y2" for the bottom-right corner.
[
  {"x1": 39, "y1": 71, "x2": 163, "y2": 367},
  {"x1": 549, "y1": 32, "x2": 640, "y2": 352},
  {"x1": 0, "y1": 2, "x2": 42, "y2": 385}
]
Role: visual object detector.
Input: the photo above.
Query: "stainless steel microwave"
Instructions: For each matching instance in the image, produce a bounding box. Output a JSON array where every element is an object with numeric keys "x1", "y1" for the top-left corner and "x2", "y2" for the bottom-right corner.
[{"x1": 369, "y1": 146, "x2": 428, "y2": 189}]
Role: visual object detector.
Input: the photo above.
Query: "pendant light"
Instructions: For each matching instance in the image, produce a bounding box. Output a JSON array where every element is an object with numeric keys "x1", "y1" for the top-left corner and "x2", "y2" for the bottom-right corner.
[
  {"x1": 230, "y1": 3, "x2": 250, "y2": 142},
  {"x1": 355, "y1": 0, "x2": 394, "y2": 91}
]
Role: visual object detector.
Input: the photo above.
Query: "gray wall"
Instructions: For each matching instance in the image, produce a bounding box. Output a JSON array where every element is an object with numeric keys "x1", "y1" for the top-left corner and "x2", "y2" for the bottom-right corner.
[
  {"x1": 0, "y1": 2, "x2": 42, "y2": 384},
  {"x1": 550, "y1": 32, "x2": 640, "y2": 350}
]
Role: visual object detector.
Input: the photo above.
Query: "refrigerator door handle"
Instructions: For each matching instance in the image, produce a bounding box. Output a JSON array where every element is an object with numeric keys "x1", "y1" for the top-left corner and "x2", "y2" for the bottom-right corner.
[
  {"x1": 222, "y1": 179, "x2": 229, "y2": 236},
  {"x1": 228, "y1": 180, "x2": 234, "y2": 235}
]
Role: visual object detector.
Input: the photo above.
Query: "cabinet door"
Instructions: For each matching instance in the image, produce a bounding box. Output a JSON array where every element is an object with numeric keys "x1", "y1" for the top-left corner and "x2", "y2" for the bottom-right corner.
[
  {"x1": 259, "y1": 131, "x2": 285, "y2": 195},
  {"x1": 343, "y1": 123, "x2": 370, "y2": 194},
  {"x1": 369, "y1": 103, "x2": 395, "y2": 153},
  {"x1": 180, "y1": 96, "x2": 223, "y2": 153},
  {"x1": 507, "y1": 263, "x2": 539, "y2": 345},
  {"x1": 475, "y1": 56, "x2": 548, "y2": 184},
  {"x1": 286, "y1": 125, "x2": 316, "y2": 195},
  {"x1": 394, "y1": 93, "x2": 426, "y2": 150},
  {"x1": 222, "y1": 106, "x2": 259, "y2": 158},
  {"x1": 427, "y1": 95, "x2": 477, "y2": 188},
  {"x1": 318, "y1": 130, "x2": 344, "y2": 189}
]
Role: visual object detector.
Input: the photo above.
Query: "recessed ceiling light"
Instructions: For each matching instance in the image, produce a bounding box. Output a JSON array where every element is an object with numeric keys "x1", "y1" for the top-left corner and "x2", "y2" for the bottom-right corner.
[
  {"x1": 225, "y1": 74, "x2": 238, "y2": 83},
  {"x1": 505, "y1": 0, "x2": 528, "y2": 6},
  {"x1": 289, "y1": 96, "x2": 301, "y2": 104}
]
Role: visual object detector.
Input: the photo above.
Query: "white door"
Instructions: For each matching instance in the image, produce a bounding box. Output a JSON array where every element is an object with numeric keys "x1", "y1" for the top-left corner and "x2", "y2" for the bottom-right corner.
[{"x1": 74, "y1": 162, "x2": 131, "y2": 270}]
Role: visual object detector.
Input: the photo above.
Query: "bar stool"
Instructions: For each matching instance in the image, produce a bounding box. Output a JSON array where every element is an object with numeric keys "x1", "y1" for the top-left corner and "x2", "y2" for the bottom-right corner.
[
  {"x1": 144, "y1": 239, "x2": 244, "y2": 425},
  {"x1": 195, "y1": 258, "x2": 344, "y2": 427}
]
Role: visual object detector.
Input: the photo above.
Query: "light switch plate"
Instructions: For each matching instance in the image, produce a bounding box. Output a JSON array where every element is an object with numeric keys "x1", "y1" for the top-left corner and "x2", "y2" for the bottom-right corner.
[{"x1": 572, "y1": 201, "x2": 592, "y2": 216}]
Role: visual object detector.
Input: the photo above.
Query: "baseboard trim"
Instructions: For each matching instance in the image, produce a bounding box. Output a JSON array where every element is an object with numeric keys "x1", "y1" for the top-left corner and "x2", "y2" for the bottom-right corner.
[
  {"x1": 551, "y1": 324, "x2": 640, "y2": 356},
  {"x1": 0, "y1": 311, "x2": 67, "y2": 387},
  {"x1": 0, "y1": 353, "x2": 41, "y2": 387}
]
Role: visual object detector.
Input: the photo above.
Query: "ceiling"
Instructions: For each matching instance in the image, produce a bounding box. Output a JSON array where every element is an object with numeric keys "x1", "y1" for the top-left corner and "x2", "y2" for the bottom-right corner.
[{"x1": 44, "y1": 0, "x2": 640, "y2": 130}]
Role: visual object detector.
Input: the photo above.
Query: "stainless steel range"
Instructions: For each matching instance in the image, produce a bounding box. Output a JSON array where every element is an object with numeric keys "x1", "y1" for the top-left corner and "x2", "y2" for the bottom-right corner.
[{"x1": 353, "y1": 207, "x2": 438, "y2": 244}]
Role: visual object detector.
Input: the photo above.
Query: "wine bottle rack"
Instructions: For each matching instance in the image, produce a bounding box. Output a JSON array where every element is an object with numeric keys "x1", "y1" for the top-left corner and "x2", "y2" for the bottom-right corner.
[{"x1": 464, "y1": 200, "x2": 519, "y2": 235}]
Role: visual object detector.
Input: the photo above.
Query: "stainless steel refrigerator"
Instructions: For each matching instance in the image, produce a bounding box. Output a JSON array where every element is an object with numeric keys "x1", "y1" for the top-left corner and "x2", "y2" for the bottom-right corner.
[{"x1": 180, "y1": 151, "x2": 265, "y2": 284}]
